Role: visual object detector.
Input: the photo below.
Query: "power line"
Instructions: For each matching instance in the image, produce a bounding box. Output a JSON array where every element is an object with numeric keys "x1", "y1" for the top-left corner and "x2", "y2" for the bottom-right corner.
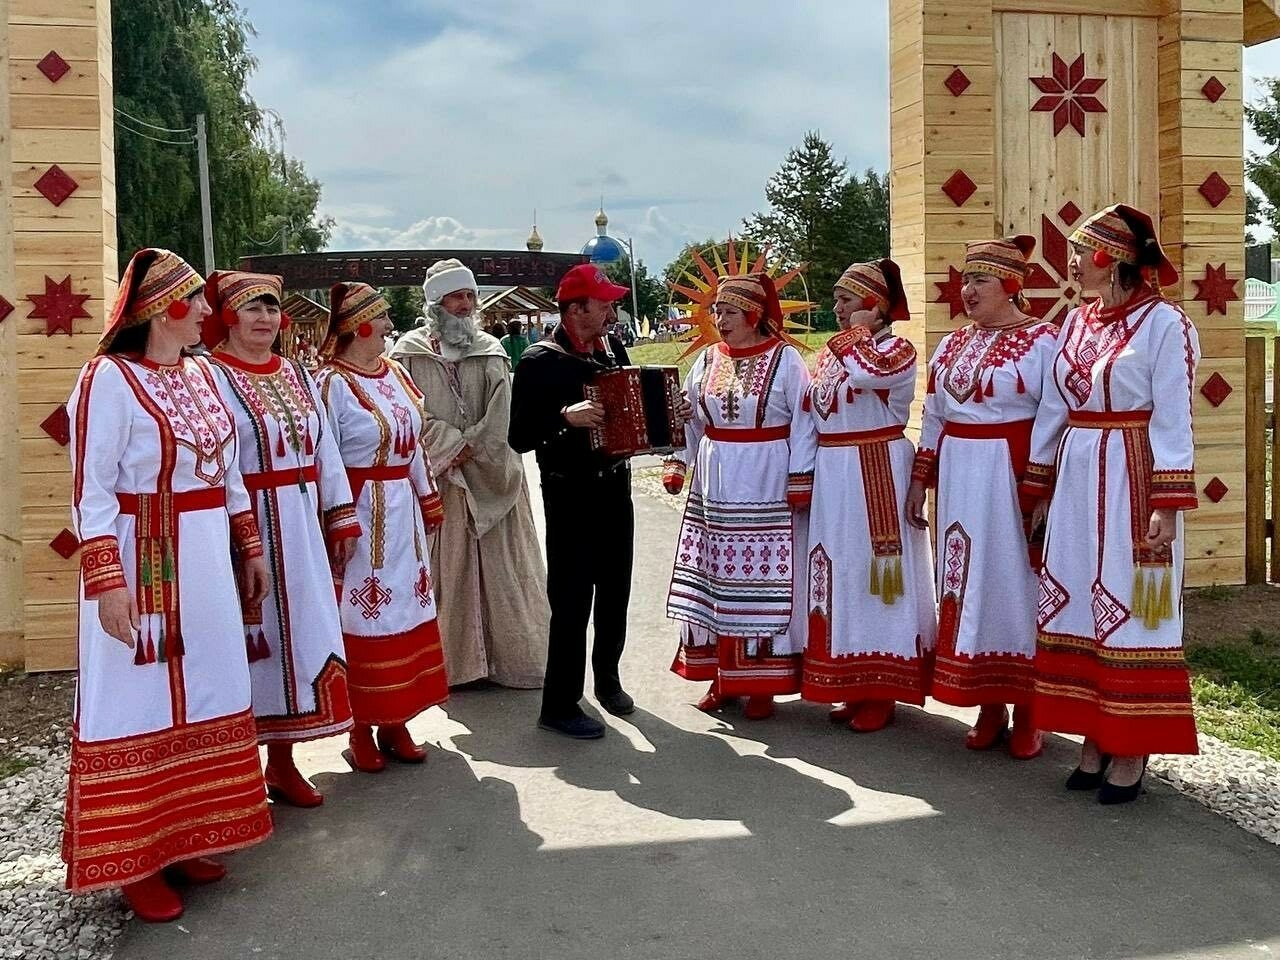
[
  {"x1": 114, "y1": 108, "x2": 193, "y2": 135},
  {"x1": 114, "y1": 117, "x2": 195, "y2": 146}
]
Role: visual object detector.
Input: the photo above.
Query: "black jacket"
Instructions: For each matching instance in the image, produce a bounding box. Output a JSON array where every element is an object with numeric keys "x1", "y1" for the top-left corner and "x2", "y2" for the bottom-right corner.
[{"x1": 508, "y1": 325, "x2": 631, "y2": 479}]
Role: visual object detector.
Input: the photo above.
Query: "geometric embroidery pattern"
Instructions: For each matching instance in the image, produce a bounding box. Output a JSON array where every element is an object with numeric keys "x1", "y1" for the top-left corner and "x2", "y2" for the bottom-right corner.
[
  {"x1": 349, "y1": 576, "x2": 392, "y2": 620},
  {"x1": 1090, "y1": 577, "x2": 1130, "y2": 642},
  {"x1": 1037, "y1": 570, "x2": 1069, "y2": 628}
]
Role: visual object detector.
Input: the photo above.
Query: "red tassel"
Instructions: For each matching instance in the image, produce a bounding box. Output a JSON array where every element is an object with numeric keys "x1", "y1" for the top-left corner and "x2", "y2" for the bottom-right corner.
[
  {"x1": 801, "y1": 393, "x2": 811, "y2": 412},
  {"x1": 246, "y1": 631, "x2": 258, "y2": 662},
  {"x1": 846, "y1": 385, "x2": 855, "y2": 404},
  {"x1": 972, "y1": 381, "x2": 984, "y2": 403},
  {"x1": 134, "y1": 631, "x2": 147, "y2": 666},
  {"x1": 168, "y1": 627, "x2": 184, "y2": 659},
  {"x1": 1016, "y1": 367, "x2": 1026, "y2": 394},
  {"x1": 407, "y1": 429, "x2": 416, "y2": 453},
  {"x1": 927, "y1": 367, "x2": 937, "y2": 395},
  {"x1": 145, "y1": 635, "x2": 156, "y2": 664},
  {"x1": 984, "y1": 376, "x2": 995, "y2": 398},
  {"x1": 255, "y1": 629, "x2": 270, "y2": 661},
  {"x1": 275, "y1": 428, "x2": 286, "y2": 458},
  {"x1": 304, "y1": 421, "x2": 314, "y2": 456}
]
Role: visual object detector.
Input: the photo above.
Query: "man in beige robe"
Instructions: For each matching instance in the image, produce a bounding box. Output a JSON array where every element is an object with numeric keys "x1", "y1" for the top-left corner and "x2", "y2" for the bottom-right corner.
[{"x1": 391, "y1": 259, "x2": 549, "y2": 688}]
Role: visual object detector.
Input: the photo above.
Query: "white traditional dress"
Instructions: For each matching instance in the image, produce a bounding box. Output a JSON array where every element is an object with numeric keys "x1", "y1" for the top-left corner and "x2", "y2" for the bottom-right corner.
[
  {"x1": 391, "y1": 328, "x2": 549, "y2": 689},
  {"x1": 667, "y1": 339, "x2": 818, "y2": 696},
  {"x1": 1025, "y1": 292, "x2": 1200, "y2": 755},
  {"x1": 802, "y1": 327, "x2": 937, "y2": 705},
  {"x1": 913, "y1": 317, "x2": 1059, "y2": 707},
  {"x1": 316, "y1": 357, "x2": 449, "y2": 724},
  {"x1": 211, "y1": 353, "x2": 359, "y2": 743},
  {"x1": 63, "y1": 355, "x2": 272, "y2": 894}
]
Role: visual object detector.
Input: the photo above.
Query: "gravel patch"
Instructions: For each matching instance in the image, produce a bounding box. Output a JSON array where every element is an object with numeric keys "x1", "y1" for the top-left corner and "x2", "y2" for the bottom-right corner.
[
  {"x1": 632, "y1": 475, "x2": 1280, "y2": 848},
  {"x1": 0, "y1": 730, "x2": 125, "y2": 960}
]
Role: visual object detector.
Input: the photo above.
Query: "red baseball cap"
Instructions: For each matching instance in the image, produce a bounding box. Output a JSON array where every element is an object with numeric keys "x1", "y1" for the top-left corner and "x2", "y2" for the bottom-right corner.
[{"x1": 555, "y1": 264, "x2": 629, "y2": 303}]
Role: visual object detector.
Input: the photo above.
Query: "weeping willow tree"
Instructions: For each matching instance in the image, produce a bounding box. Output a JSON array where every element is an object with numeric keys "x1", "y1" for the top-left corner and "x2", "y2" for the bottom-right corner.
[{"x1": 112, "y1": 0, "x2": 332, "y2": 272}]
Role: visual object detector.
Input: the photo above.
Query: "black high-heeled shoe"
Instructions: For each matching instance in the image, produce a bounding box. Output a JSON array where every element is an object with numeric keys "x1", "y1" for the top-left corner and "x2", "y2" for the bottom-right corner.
[
  {"x1": 1098, "y1": 757, "x2": 1148, "y2": 805},
  {"x1": 1064, "y1": 753, "x2": 1112, "y2": 791}
]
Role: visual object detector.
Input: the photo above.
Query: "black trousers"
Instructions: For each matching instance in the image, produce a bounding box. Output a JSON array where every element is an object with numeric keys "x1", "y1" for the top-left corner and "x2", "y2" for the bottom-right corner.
[{"x1": 539, "y1": 469, "x2": 635, "y2": 719}]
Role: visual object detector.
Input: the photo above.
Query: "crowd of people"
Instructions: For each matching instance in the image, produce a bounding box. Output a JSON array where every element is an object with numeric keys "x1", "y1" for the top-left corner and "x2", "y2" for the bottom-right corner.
[{"x1": 59, "y1": 201, "x2": 1200, "y2": 922}]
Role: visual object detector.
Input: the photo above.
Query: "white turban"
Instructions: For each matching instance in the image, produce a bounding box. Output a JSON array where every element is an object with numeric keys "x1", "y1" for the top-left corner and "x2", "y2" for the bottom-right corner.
[{"x1": 423, "y1": 263, "x2": 478, "y2": 304}]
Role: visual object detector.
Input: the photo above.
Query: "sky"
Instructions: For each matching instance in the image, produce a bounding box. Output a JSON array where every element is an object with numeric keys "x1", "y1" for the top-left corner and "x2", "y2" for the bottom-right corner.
[{"x1": 238, "y1": 1, "x2": 1280, "y2": 269}]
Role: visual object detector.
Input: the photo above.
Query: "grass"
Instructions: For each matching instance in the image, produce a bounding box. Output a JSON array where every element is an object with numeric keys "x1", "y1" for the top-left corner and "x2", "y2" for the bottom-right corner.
[
  {"x1": 630, "y1": 332, "x2": 833, "y2": 380},
  {"x1": 1186, "y1": 630, "x2": 1280, "y2": 762},
  {"x1": 0, "y1": 753, "x2": 35, "y2": 782}
]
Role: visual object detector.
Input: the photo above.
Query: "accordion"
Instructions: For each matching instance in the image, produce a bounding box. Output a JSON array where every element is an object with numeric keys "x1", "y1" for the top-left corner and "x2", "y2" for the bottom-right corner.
[{"x1": 584, "y1": 365, "x2": 684, "y2": 458}]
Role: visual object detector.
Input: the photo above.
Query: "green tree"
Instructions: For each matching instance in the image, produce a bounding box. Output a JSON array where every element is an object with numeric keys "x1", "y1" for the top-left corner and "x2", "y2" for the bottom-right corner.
[
  {"x1": 382, "y1": 286, "x2": 425, "y2": 334},
  {"x1": 113, "y1": 0, "x2": 331, "y2": 272},
  {"x1": 1246, "y1": 79, "x2": 1280, "y2": 239},
  {"x1": 604, "y1": 258, "x2": 666, "y2": 325}
]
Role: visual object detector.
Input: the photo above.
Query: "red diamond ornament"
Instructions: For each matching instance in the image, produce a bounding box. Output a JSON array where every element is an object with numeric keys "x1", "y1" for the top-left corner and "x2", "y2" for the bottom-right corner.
[
  {"x1": 0, "y1": 296, "x2": 13, "y2": 324},
  {"x1": 942, "y1": 170, "x2": 977, "y2": 206},
  {"x1": 34, "y1": 165, "x2": 79, "y2": 207},
  {"x1": 40, "y1": 404, "x2": 71, "y2": 446},
  {"x1": 1204, "y1": 477, "x2": 1229, "y2": 503},
  {"x1": 49, "y1": 529, "x2": 80, "y2": 559},
  {"x1": 1058, "y1": 201, "x2": 1083, "y2": 225},
  {"x1": 1199, "y1": 172, "x2": 1231, "y2": 208},
  {"x1": 36, "y1": 51, "x2": 70, "y2": 84},
  {"x1": 945, "y1": 68, "x2": 971, "y2": 97},
  {"x1": 1192, "y1": 264, "x2": 1240, "y2": 316},
  {"x1": 27, "y1": 275, "x2": 92, "y2": 336},
  {"x1": 1200, "y1": 371, "x2": 1233, "y2": 407},
  {"x1": 1202, "y1": 76, "x2": 1226, "y2": 103}
]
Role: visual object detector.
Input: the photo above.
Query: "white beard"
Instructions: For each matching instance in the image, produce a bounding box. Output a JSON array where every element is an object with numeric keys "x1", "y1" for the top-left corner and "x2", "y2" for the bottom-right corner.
[{"x1": 427, "y1": 302, "x2": 480, "y2": 361}]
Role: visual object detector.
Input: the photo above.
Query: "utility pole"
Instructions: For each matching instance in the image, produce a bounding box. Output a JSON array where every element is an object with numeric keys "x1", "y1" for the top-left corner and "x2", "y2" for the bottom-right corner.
[
  {"x1": 195, "y1": 113, "x2": 215, "y2": 273},
  {"x1": 626, "y1": 237, "x2": 640, "y2": 337}
]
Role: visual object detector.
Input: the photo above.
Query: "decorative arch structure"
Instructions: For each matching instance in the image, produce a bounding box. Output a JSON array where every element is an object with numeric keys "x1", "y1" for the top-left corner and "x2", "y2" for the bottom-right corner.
[{"x1": 890, "y1": 0, "x2": 1280, "y2": 587}]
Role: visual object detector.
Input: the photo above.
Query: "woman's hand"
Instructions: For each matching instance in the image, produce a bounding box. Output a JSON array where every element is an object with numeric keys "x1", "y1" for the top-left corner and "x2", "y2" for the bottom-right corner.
[
  {"x1": 329, "y1": 536, "x2": 356, "y2": 574},
  {"x1": 240, "y1": 556, "x2": 270, "y2": 606},
  {"x1": 97, "y1": 587, "x2": 138, "y2": 647},
  {"x1": 905, "y1": 481, "x2": 929, "y2": 530},
  {"x1": 1145, "y1": 507, "x2": 1178, "y2": 550}
]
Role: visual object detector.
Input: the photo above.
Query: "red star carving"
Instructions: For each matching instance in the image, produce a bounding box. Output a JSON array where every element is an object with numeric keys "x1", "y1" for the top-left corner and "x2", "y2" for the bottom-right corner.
[
  {"x1": 1030, "y1": 53, "x2": 1107, "y2": 136},
  {"x1": 1192, "y1": 263, "x2": 1240, "y2": 316},
  {"x1": 27, "y1": 275, "x2": 91, "y2": 336},
  {"x1": 934, "y1": 267, "x2": 966, "y2": 320}
]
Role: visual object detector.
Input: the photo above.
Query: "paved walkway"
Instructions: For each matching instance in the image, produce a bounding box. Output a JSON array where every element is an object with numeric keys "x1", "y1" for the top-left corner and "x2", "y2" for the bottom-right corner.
[{"x1": 113, "y1": 463, "x2": 1280, "y2": 960}]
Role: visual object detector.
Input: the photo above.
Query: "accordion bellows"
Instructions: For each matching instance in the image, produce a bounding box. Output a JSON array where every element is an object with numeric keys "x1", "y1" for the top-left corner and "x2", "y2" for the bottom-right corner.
[{"x1": 584, "y1": 365, "x2": 684, "y2": 458}]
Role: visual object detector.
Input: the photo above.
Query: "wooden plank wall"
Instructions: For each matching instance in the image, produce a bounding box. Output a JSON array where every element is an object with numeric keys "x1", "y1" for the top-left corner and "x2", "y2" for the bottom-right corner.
[
  {"x1": 7, "y1": 0, "x2": 116, "y2": 669},
  {"x1": 0, "y1": 0, "x2": 20, "y2": 663},
  {"x1": 1158, "y1": 0, "x2": 1247, "y2": 586}
]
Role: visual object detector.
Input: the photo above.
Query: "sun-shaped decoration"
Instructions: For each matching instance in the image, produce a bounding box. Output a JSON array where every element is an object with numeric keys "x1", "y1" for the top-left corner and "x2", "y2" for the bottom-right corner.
[{"x1": 667, "y1": 235, "x2": 815, "y2": 360}]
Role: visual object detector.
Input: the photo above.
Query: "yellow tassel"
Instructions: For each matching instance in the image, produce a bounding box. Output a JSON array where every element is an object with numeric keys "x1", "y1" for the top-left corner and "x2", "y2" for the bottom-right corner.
[
  {"x1": 888, "y1": 557, "x2": 903, "y2": 605},
  {"x1": 1131, "y1": 565, "x2": 1146, "y2": 619},
  {"x1": 869, "y1": 556, "x2": 881, "y2": 598},
  {"x1": 1143, "y1": 571, "x2": 1160, "y2": 630},
  {"x1": 1158, "y1": 566, "x2": 1173, "y2": 621}
]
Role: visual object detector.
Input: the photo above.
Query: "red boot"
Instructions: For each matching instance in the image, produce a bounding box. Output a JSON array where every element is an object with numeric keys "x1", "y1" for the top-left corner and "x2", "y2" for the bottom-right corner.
[
  {"x1": 829, "y1": 702, "x2": 860, "y2": 723},
  {"x1": 376, "y1": 724, "x2": 427, "y2": 764},
  {"x1": 1007, "y1": 705, "x2": 1043, "y2": 760},
  {"x1": 849, "y1": 699, "x2": 896, "y2": 733},
  {"x1": 965, "y1": 704, "x2": 1009, "y2": 750},
  {"x1": 166, "y1": 856, "x2": 226, "y2": 886},
  {"x1": 122, "y1": 873, "x2": 184, "y2": 923},
  {"x1": 743, "y1": 695, "x2": 775, "y2": 720},
  {"x1": 265, "y1": 742, "x2": 324, "y2": 807},
  {"x1": 346, "y1": 724, "x2": 386, "y2": 773},
  {"x1": 696, "y1": 681, "x2": 732, "y2": 712}
]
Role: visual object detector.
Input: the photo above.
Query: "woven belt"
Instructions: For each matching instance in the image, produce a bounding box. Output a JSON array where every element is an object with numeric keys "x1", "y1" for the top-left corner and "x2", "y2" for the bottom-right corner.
[
  {"x1": 1067, "y1": 410, "x2": 1153, "y2": 429},
  {"x1": 818, "y1": 426, "x2": 905, "y2": 447},
  {"x1": 704, "y1": 425, "x2": 791, "y2": 443},
  {"x1": 117, "y1": 488, "x2": 226, "y2": 515},
  {"x1": 346, "y1": 464, "x2": 411, "y2": 484},
  {"x1": 942, "y1": 418, "x2": 1035, "y2": 440},
  {"x1": 243, "y1": 464, "x2": 319, "y2": 491}
]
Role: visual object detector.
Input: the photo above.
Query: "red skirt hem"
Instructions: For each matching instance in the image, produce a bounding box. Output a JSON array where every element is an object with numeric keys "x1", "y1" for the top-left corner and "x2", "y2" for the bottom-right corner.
[
  {"x1": 801, "y1": 649, "x2": 932, "y2": 705},
  {"x1": 671, "y1": 637, "x2": 801, "y2": 696},
  {"x1": 254, "y1": 656, "x2": 354, "y2": 743},
  {"x1": 930, "y1": 650, "x2": 1035, "y2": 707},
  {"x1": 344, "y1": 619, "x2": 449, "y2": 725}
]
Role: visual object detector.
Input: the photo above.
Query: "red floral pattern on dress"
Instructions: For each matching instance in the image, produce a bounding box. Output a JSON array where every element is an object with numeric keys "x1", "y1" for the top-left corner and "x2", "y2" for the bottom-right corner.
[
  {"x1": 229, "y1": 510, "x2": 264, "y2": 559},
  {"x1": 142, "y1": 362, "x2": 233, "y2": 485}
]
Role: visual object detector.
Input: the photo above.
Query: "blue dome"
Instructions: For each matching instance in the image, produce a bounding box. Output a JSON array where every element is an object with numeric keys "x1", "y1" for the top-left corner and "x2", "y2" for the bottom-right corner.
[{"x1": 581, "y1": 235, "x2": 628, "y2": 263}]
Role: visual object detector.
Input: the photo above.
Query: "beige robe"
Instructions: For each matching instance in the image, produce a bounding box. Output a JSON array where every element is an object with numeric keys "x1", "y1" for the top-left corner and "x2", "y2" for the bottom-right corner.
[{"x1": 392, "y1": 327, "x2": 549, "y2": 688}]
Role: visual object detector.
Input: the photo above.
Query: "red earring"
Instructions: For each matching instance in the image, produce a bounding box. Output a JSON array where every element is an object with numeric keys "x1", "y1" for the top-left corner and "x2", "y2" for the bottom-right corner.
[
  {"x1": 357, "y1": 322, "x2": 373, "y2": 338},
  {"x1": 221, "y1": 307, "x2": 239, "y2": 326},
  {"x1": 166, "y1": 299, "x2": 190, "y2": 320},
  {"x1": 280, "y1": 312, "x2": 292, "y2": 331},
  {"x1": 861, "y1": 295, "x2": 879, "y2": 311},
  {"x1": 1001, "y1": 278, "x2": 1021, "y2": 296},
  {"x1": 1092, "y1": 249, "x2": 1114, "y2": 268}
]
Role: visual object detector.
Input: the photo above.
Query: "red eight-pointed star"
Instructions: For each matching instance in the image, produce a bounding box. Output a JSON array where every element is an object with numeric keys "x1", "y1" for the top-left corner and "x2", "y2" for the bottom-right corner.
[
  {"x1": 1031, "y1": 53, "x2": 1107, "y2": 137},
  {"x1": 27, "y1": 275, "x2": 92, "y2": 336},
  {"x1": 1192, "y1": 263, "x2": 1241, "y2": 317}
]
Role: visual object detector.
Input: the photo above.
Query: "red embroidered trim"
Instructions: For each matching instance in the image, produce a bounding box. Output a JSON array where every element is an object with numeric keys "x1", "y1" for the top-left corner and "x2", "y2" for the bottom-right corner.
[
  {"x1": 911, "y1": 448, "x2": 938, "y2": 486},
  {"x1": 323, "y1": 503, "x2": 360, "y2": 540},
  {"x1": 786, "y1": 472, "x2": 814, "y2": 506},
  {"x1": 229, "y1": 510, "x2": 264, "y2": 559},
  {"x1": 80, "y1": 535, "x2": 126, "y2": 598},
  {"x1": 420, "y1": 493, "x2": 445, "y2": 528},
  {"x1": 1021, "y1": 461, "x2": 1056, "y2": 498},
  {"x1": 1150, "y1": 471, "x2": 1198, "y2": 510},
  {"x1": 839, "y1": 331, "x2": 916, "y2": 378}
]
